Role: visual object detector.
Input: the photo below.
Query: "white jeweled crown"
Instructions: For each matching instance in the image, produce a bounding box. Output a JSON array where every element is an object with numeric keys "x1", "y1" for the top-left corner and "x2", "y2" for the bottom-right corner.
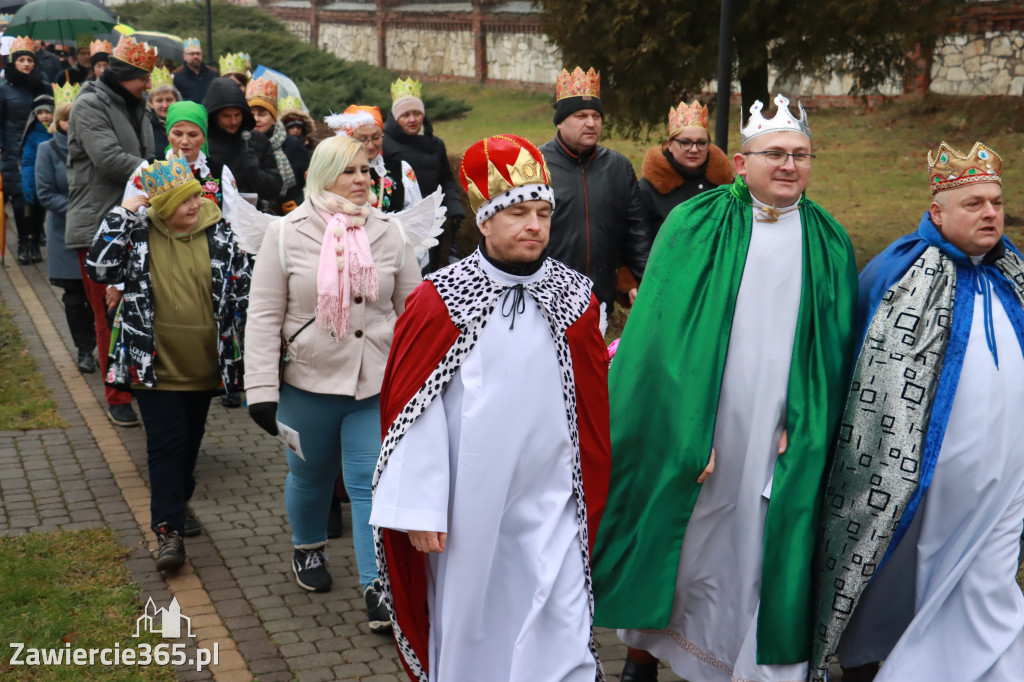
[{"x1": 740, "y1": 94, "x2": 811, "y2": 145}]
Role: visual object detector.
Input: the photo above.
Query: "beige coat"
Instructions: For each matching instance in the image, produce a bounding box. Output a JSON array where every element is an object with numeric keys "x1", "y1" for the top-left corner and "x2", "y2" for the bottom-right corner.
[{"x1": 244, "y1": 200, "x2": 421, "y2": 404}]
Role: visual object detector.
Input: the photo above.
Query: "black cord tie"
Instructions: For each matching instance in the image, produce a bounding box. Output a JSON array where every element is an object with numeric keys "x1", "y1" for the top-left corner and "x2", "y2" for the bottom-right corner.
[{"x1": 501, "y1": 283, "x2": 527, "y2": 330}]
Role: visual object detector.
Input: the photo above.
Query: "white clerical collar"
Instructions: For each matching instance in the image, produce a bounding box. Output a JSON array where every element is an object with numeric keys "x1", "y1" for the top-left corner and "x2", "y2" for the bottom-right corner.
[{"x1": 477, "y1": 249, "x2": 547, "y2": 286}]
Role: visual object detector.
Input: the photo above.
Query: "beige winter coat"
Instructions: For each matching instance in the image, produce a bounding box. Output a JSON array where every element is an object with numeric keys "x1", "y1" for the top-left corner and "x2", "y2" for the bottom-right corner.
[{"x1": 244, "y1": 200, "x2": 420, "y2": 404}]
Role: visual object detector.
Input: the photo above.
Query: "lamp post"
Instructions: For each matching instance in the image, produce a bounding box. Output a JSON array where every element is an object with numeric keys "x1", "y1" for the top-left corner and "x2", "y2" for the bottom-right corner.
[
  {"x1": 205, "y1": 0, "x2": 213, "y2": 62},
  {"x1": 714, "y1": 0, "x2": 735, "y2": 151}
]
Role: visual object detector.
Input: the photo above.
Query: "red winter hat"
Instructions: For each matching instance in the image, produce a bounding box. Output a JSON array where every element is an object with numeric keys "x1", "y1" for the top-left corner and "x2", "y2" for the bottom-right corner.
[{"x1": 459, "y1": 134, "x2": 555, "y2": 226}]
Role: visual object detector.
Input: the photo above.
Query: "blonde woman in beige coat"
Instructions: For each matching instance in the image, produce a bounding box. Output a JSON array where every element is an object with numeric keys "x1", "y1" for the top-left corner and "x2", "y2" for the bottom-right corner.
[{"x1": 244, "y1": 135, "x2": 420, "y2": 631}]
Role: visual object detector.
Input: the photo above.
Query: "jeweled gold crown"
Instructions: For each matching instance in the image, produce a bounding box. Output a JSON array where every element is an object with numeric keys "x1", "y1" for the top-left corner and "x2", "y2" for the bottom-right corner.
[
  {"x1": 90, "y1": 39, "x2": 113, "y2": 56},
  {"x1": 183, "y1": 37, "x2": 201, "y2": 51},
  {"x1": 113, "y1": 35, "x2": 158, "y2": 73},
  {"x1": 556, "y1": 67, "x2": 600, "y2": 102},
  {"x1": 278, "y1": 95, "x2": 303, "y2": 113},
  {"x1": 10, "y1": 36, "x2": 34, "y2": 55},
  {"x1": 740, "y1": 94, "x2": 811, "y2": 145},
  {"x1": 459, "y1": 134, "x2": 553, "y2": 214},
  {"x1": 927, "y1": 141, "x2": 1002, "y2": 194},
  {"x1": 150, "y1": 66, "x2": 173, "y2": 90},
  {"x1": 390, "y1": 77, "x2": 421, "y2": 103},
  {"x1": 139, "y1": 154, "x2": 194, "y2": 198},
  {"x1": 52, "y1": 82, "x2": 80, "y2": 107},
  {"x1": 245, "y1": 76, "x2": 278, "y2": 103},
  {"x1": 669, "y1": 100, "x2": 709, "y2": 135},
  {"x1": 219, "y1": 52, "x2": 249, "y2": 76}
]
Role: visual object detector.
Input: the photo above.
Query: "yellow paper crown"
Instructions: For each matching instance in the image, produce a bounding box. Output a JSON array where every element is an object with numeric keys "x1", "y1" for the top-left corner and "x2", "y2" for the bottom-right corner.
[
  {"x1": 390, "y1": 77, "x2": 422, "y2": 103},
  {"x1": 669, "y1": 100, "x2": 709, "y2": 135},
  {"x1": 556, "y1": 67, "x2": 600, "y2": 102},
  {"x1": 52, "y1": 82, "x2": 80, "y2": 107},
  {"x1": 927, "y1": 141, "x2": 1002, "y2": 195},
  {"x1": 90, "y1": 39, "x2": 113, "y2": 56},
  {"x1": 113, "y1": 35, "x2": 158, "y2": 72},
  {"x1": 278, "y1": 95, "x2": 303, "y2": 113},
  {"x1": 219, "y1": 52, "x2": 249, "y2": 76},
  {"x1": 150, "y1": 66, "x2": 174, "y2": 90},
  {"x1": 139, "y1": 154, "x2": 194, "y2": 198},
  {"x1": 10, "y1": 36, "x2": 34, "y2": 55}
]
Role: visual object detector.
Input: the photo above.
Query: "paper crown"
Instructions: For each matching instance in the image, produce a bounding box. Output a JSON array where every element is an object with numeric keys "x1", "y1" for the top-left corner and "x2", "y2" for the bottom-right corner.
[
  {"x1": 219, "y1": 52, "x2": 249, "y2": 76},
  {"x1": 183, "y1": 37, "x2": 201, "y2": 51},
  {"x1": 556, "y1": 67, "x2": 600, "y2": 102},
  {"x1": 278, "y1": 95, "x2": 303, "y2": 113},
  {"x1": 52, "y1": 82, "x2": 80, "y2": 107},
  {"x1": 669, "y1": 100, "x2": 709, "y2": 135},
  {"x1": 459, "y1": 134, "x2": 554, "y2": 224},
  {"x1": 150, "y1": 66, "x2": 174, "y2": 90},
  {"x1": 325, "y1": 104, "x2": 381, "y2": 136},
  {"x1": 927, "y1": 141, "x2": 1002, "y2": 194},
  {"x1": 390, "y1": 77, "x2": 421, "y2": 103},
  {"x1": 90, "y1": 39, "x2": 113, "y2": 56},
  {"x1": 10, "y1": 36, "x2": 34, "y2": 55},
  {"x1": 139, "y1": 154, "x2": 195, "y2": 198},
  {"x1": 0, "y1": 14, "x2": 13, "y2": 25},
  {"x1": 245, "y1": 76, "x2": 278, "y2": 103},
  {"x1": 739, "y1": 94, "x2": 811, "y2": 145},
  {"x1": 113, "y1": 35, "x2": 158, "y2": 73}
]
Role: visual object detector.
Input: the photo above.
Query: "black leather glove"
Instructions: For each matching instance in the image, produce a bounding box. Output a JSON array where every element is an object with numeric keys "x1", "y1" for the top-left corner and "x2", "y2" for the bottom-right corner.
[{"x1": 248, "y1": 401, "x2": 279, "y2": 436}]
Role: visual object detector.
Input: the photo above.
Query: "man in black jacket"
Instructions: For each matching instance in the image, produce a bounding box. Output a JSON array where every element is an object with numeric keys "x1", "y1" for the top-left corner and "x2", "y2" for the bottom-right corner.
[
  {"x1": 173, "y1": 38, "x2": 217, "y2": 104},
  {"x1": 382, "y1": 78, "x2": 465, "y2": 272},
  {"x1": 203, "y1": 77, "x2": 281, "y2": 208},
  {"x1": 539, "y1": 67, "x2": 651, "y2": 309}
]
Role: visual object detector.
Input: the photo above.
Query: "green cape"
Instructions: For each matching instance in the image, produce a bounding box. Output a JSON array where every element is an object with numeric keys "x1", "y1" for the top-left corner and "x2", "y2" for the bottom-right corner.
[{"x1": 591, "y1": 177, "x2": 857, "y2": 663}]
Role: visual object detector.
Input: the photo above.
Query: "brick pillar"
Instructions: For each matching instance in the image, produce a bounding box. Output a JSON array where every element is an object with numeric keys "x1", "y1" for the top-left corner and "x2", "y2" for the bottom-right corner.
[
  {"x1": 903, "y1": 42, "x2": 933, "y2": 98},
  {"x1": 472, "y1": 0, "x2": 486, "y2": 82},
  {"x1": 376, "y1": 0, "x2": 387, "y2": 68},
  {"x1": 310, "y1": 0, "x2": 320, "y2": 48}
]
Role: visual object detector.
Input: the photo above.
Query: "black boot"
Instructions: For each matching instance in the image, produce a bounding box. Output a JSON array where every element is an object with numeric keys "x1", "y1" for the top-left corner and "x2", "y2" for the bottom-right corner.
[
  {"x1": 17, "y1": 241, "x2": 30, "y2": 265},
  {"x1": 29, "y1": 236, "x2": 42, "y2": 263},
  {"x1": 326, "y1": 496, "x2": 344, "y2": 539},
  {"x1": 76, "y1": 349, "x2": 96, "y2": 373},
  {"x1": 620, "y1": 655, "x2": 658, "y2": 682}
]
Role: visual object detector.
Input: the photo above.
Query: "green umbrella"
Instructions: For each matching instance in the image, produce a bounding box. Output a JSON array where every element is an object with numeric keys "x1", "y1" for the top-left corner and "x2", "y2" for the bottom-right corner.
[{"x1": 5, "y1": 0, "x2": 116, "y2": 44}]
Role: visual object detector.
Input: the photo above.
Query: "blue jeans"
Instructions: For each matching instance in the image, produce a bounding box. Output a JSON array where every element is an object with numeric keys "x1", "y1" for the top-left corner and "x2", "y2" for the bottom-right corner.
[{"x1": 277, "y1": 383, "x2": 381, "y2": 588}]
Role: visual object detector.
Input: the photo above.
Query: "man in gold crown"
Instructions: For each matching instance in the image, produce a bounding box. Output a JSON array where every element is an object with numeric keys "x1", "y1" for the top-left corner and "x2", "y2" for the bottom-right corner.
[
  {"x1": 65, "y1": 34, "x2": 158, "y2": 428},
  {"x1": 809, "y1": 141, "x2": 1024, "y2": 682},
  {"x1": 592, "y1": 95, "x2": 857, "y2": 682},
  {"x1": 540, "y1": 67, "x2": 650, "y2": 309},
  {"x1": 173, "y1": 37, "x2": 216, "y2": 104},
  {"x1": 639, "y1": 100, "x2": 733, "y2": 236}
]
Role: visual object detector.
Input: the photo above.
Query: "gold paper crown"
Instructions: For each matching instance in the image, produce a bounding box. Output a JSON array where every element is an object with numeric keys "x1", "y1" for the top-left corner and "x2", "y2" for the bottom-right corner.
[
  {"x1": 390, "y1": 77, "x2": 422, "y2": 103},
  {"x1": 150, "y1": 66, "x2": 174, "y2": 90},
  {"x1": 556, "y1": 67, "x2": 600, "y2": 102},
  {"x1": 278, "y1": 95, "x2": 302, "y2": 113},
  {"x1": 669, "y1": 100, "x2": 709, "y2": 135},
  {"x1": 139, "y1": 154, "x2": 194, "y2": 198},
  {"x1": 183, "y1": 37, "x2": 201, "y2": 51},
  {"x1": 10, "y1": 36, "x2": 34, "y2": 55},
  {"x1": 245, "y1": 76, "x2": 278, "y2": 103},
  {"x1": 113, "y1": 35, "x2": 158, "y2": 72},
  {"x1": 219, "y1": 52, "x2": 249, "y2": 76},
  {"x1": 52, "y1": 82, "x2": 80, "y2": 107},
  {"x1": 90, "y1": 39, "x2": 113, "y2": 56},
  {"x1": 927, "y1": 141, "x2": 1002, "y2": 194}
]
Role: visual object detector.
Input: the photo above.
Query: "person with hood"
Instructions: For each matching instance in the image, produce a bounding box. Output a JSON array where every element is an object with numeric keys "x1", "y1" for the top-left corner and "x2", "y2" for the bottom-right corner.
[
  {"x1": 0, "y1": 37, "x2": 52, "y2": 264},
  {"x1": 280, "y1": 97, "x2": 317, "y2": 153},
  {"x1": 146, "y1": 66, "x2": 180, "y2": 155},
  {"x1": 640, "y1": 100, "x2": 733, "y2": 236},
  {"x1": 37, "y1": 85, "x2": 97, "y2": 374},
  {"x1": 203, "y1": 76, "x2": 281, "y2": 210},
  {"x1": 19, "y1": 92, "x2": 54, "y2": 262},
  {"x1": 172, "y1": 38, "x2": 217, "y2": 104},
  {"x1": 245, "y1": 76, "x2": 306, "y2": 212},
  {"x1": 382, "y1": 77, "x2": 464, "y2": 271},
  {"x1": 65, "y1": 34, "x2": 157, "y2": 429}
]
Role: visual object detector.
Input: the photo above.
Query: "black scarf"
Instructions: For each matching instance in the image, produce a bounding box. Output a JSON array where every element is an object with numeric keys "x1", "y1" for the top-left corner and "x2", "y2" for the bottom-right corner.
[
  {"x1": 383, "y1": 113, "x2": 439, "y2": 152},
  {"x1": 479, "y1": 240, "x2": 546, "y2": 276},
  {"x1": 662, "y1": 147, "x2": 708, "y2": 182},
  {"x1": 4, "y1": 67, "x2": 48, "y2": 96},
  {"x1": 101, "y1": 70, "x2": 142, "y2": 138}
]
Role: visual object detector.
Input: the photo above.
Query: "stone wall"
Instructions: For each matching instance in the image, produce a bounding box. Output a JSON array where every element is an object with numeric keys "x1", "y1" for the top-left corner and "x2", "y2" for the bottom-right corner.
[
  {"x1": 319, "y1": 22, "x2": 378, "y2": 65},
  {"x1": 283, "y1": 19, "x2": 311, "y2": 42},
  {"x1": 386, "y1": 27, "x2": 475, "y2": 79},
  {"x1": 485, "y1": 30, "x2": 560, "y2": 83},
  {"x1": 931, "y1": 31, "x2": 1024, "y2": 96}
]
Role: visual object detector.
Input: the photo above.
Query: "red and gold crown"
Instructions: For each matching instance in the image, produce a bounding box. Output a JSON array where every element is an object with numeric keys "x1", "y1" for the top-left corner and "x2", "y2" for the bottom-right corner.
[
  {"x1": 90, "y1": 39, "x2": 113, "y2": 56},
  {"x1": 556, "y1": 67, "x2": 600, "y2": 102},
  {"x1": 10, "y1": 36, "x2": 34, "y2": 55},
  {"x1": 112, "y1": 35, "x2": 158, "y2": 73},
  {"x1": 669, "y1": 100, "x2": 709, "y2": 136},
  {"x1": 927, "y1": 141, "x2": 1002, "y2": 194},
  {"x1": 459, "y1": 134, "x2": 555, "y2": 225},
  {"x1": 245, "y1": 76, "x2": 278, "y2": 117}
]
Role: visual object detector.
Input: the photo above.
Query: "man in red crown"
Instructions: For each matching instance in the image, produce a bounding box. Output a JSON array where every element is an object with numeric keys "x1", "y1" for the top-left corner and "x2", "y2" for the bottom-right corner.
[{"x1": 370, "y1": 134, "x2": 611, "y2": 681}]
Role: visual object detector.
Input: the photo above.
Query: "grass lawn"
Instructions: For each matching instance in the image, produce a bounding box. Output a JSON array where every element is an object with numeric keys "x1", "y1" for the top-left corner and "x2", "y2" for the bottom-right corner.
[
  {"x1": 0, "y1": 295, "x2": 63, "y2": 431},
  {"x1": 0, "y1": 528, "x2": 173, "y2": 681}
]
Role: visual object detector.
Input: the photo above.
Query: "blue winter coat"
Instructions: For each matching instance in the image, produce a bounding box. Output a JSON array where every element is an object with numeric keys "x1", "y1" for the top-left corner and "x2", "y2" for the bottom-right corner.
[
  {"x1": 36, "y1": 131, "x2": 79, "y2": 280},
  {"x1": 21, "y1": 120, "x2": 52, "y2": 205}
]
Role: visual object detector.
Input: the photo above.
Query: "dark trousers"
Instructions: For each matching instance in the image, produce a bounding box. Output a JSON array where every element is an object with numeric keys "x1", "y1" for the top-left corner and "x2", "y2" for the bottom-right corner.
[
  {"x1": 11, "y1": 197, "x2": 43, "y2": 245},
  {"x1": 51, "y1": 278, "x2": 96, "y2": 353},
  {"x1": 76, "y1": 249, "x2": 132, "y2": 406},
  {"x1": 134, "y1": 389, "x2": 213, "y2": 535}
]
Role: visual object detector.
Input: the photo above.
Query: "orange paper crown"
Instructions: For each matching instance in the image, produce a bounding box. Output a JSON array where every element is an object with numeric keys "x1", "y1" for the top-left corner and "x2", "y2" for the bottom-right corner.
[
  {"x1": 90, "y1": 39, "x2": 113, "y2": 56},
  {"x1": 112, "y1": 35, "x2": 158, "y2": 72},
  {"x1": 10, "y1": 36, "x2": 34, "y2": 55},
  {"x1": 459, "y1": 134, "x2": 553, "y2": 222},
  {"x1": 669, "y1": 100, "x2": 709, "y2": 135},
  {"x1": 556, "y1": 67, "x2": 600, "y2": 102},
  {"x1": 927, "y1": 141, "x2": 1002, "y2": 194}
]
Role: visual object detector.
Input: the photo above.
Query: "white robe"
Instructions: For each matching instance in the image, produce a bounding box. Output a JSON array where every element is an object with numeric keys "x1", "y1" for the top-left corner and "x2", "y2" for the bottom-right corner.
[
  {"x1": 621, "y1": 198, "x2": 809, "y2": 682},
  {"x1": 370, "y1": 258, "x2": 597, "y2": 682},
  {"x1": 838, "y1": 280, "x2": 1024, "y2": 681}
]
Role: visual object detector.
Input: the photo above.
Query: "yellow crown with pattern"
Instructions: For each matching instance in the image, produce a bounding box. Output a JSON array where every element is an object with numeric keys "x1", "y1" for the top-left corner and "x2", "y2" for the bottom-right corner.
[
  {"x1": 10, "y1": 36, "x2": 34, "y2": 55},
  {"x1": 52, "y1": 82, "x2": 80, "y2": 107},
  {"x1": 219, "y1": 52, "x2": 249, "y2": 76},
  {"x1": 927, "y1": 141, "x2": 1002, "y2": 195},
  {"x1": 669, "y1": 100, "x2": 709, "y2": 135},
  {"x1": 139, "y1": 154, "x2": 195, "y2": 198},
  {"x1": 150, "y1": 66, "x2": 174, "y2": 90},
  {"x1": 90, "y1": 39, "x2": 113, "y2": 56},
  {"x1": 113, "y1": 35, "x2": 158, "y2": 72},
  {"x1": 278, "y1": 95, "x2": 302, "y2": 113},
  {"x1": 556, "y1": 67, "x2": 600, "y2": 102},
  {"x1": 390, "y1": 77, "x2": 422, "y2": 103}
]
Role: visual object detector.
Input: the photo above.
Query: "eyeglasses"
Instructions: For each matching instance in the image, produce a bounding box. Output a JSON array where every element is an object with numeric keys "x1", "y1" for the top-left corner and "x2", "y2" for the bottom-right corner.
[
  {"x1": 672, "y1": 138, "x2": 709, "y2": 151},
  {"x1": 741, "y1": 150, "x2": 816, "y2": 168},
  {"x1": 354, "y1": 133, "x2": 383, "y2": 145}
]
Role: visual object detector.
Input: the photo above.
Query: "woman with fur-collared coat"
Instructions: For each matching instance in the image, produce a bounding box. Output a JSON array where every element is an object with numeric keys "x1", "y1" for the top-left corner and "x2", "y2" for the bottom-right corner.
[{"x1": 639, "y1": 100, "x2": 733, "y2": 239}]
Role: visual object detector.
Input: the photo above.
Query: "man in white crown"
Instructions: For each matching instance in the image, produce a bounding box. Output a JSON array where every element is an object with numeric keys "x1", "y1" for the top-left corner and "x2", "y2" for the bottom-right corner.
[{"x1": 591, "y1": 95, "x2": 858, "y2": 682}]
